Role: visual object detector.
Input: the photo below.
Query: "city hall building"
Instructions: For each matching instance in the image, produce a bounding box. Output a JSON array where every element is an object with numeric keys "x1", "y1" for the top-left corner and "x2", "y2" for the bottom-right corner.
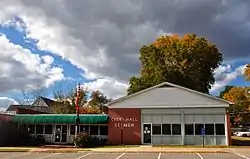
[{"x1": 0, "y1": 82, "x2": 232, "y2": 146}]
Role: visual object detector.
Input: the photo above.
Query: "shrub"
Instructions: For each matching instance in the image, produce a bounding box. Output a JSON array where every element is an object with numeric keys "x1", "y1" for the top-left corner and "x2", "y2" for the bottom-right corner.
[{"x1": 73, "y1": 132, "x2": 106, "y2": 148}]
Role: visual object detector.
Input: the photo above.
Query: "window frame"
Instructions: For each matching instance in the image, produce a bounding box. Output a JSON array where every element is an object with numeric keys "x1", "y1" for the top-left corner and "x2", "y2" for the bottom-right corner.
[
  {"x1": 152, "y1": 124, "x2": 162, "y2": 135},
  {"x1": 99, "y1": 125, "x2": 108, "y2": 135},
  {"x1": 89, "y1": 125, "x2": 99, "y2": 135},
  {"x1": 44, "y1": 125, "x2": 53, "y2": 134},
  {"x1": 35, "y1": 124, "x2": 44, "y2": 134},
  {"x1": 215, "y1": 123, "x2": 225, "y2": 135},
  {"x1": 185, "y1": 123, "x2": 194, "y2": 135},
  {"x1": 205, "y1": 123, "x2": 215, "y2": 135},
  {"x1": 195, "y1": 123, "x2": 204, "y2": 135},
  {"x1": 172, "y1": 123, "x2": 181, "y2": 135},
  {"x1": 162, "y1": 124, "x2": 171, "y2": 135}
]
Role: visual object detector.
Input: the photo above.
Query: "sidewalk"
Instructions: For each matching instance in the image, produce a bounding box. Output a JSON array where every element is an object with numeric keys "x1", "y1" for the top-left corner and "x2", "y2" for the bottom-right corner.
[{"x1": 0, "y1": 146, "x2": 232, "y2": 153}]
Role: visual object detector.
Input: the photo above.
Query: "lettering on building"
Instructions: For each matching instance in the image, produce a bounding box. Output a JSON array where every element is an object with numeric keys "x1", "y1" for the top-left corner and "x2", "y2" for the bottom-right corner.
[{"x1": 111, "y1": 117, "x2": 138, "y2": 128}]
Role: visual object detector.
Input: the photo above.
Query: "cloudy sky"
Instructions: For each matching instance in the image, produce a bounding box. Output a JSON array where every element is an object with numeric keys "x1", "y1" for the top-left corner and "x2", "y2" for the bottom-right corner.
[{"x1": 0, "y1": 0, "x2": 249, "y2": 110}]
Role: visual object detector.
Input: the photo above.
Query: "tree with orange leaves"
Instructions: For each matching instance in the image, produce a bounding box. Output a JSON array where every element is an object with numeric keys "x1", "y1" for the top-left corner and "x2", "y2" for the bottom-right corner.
[
  {"x1": 223, "y1": 86, "x2": 250, "y2": 126},
  {"x1": 127, "y1": 33, "x2": 222, "y2": 95},
  {"x1": 244, "y1": 64, "x2": 250, "y2": 81}
]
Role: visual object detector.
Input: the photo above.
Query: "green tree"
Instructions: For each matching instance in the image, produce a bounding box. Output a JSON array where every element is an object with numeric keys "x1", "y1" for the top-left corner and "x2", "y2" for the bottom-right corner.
[
  {"x1": 218, "y1": 85, "x2": 234, "y2": 98},
  {"x1": 52, "y1": 86, "x2": 88, "y2": 114},
  {"x1": 127, "y1": 33, "x2": 222, "y2": 95}
]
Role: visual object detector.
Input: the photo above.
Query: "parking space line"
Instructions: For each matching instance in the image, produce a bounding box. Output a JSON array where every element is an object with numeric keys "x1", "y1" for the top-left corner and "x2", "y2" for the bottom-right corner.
[
  {"x1": 232, "y1": 152, "x2": 250, "y2": 159},
  {"x1": 37, "y1": 153, "x2": 60, "y2": 159},
  {"x1": 8, "y1": 152, "x2": 31, "y2": 158},
  {"x1": 75, "y1": 153, "x2": 92, "y2": 159},
  {"x1": 158, "y1": 152, "x2": 161, "y2": 159},
  {"x1": 116, "y1": 153, "x2": 126, "y2": 159},
  {"x1": 196, "y1": 153, "x2": 204, "y2": 159}
]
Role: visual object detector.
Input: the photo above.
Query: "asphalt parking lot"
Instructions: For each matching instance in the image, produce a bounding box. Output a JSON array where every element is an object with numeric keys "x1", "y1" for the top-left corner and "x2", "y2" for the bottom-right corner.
[{"x1": 0, "y1": 152, "x2": 250, "y2": 159}]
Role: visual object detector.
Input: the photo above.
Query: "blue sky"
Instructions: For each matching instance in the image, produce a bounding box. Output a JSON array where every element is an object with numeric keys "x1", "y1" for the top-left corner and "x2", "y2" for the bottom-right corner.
[{"x1": 0, "y1": 0, "x2": 249, "y2": 110}]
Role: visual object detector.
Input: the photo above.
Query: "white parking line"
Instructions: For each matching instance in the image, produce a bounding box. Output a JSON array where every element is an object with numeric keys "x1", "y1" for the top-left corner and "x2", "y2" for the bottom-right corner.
[
  {"x1": 116, "y1": 153, "x2": 126, "y2": 159},
  {"x1": 75, "y1": 153, "x2": 92, "y2": 159},
  {"x1": 196, "y1": 153, "x2": 204, "y2": 159},
  {"x1": 158, "y1": 152, "x2": 161, "y2": 159},
  {"x1": 233, "y1": 152, "x2": 250, "y2": 159},
  {"x1": 8, "y1": 152, "x2": 31, "y2": 158},
  {"x1": 37, "y1": 153, "x2": 60, "y2": 159}
]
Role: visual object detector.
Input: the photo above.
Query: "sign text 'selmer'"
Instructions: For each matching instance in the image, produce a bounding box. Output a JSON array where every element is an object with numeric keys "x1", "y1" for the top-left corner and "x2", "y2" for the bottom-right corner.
[{"x1": 111, "y1": 117, "x2": 138, "y2": 128}]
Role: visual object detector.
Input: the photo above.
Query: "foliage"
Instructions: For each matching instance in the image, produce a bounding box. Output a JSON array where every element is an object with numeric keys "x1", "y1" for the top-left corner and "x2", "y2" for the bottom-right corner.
[
  {"x1": 88, "y1": 90, "x2": 111, "y2": 108},
  {"x1": 223, "y1": 87, "x2": 250, "y2": 125},
  {"x1": 127, "y1": 33, "x2": 223, "y2": 95},
  {"x1": 52, "y1": 86, "x2": 111, "y2": 114},
  {"x1": 79, "y1": 106, "x2": 102, "y2": 114},
  {"x1": 73, "y1": 132, "x2": 106, "y2": 148},
  {"x1": 244, "y1": 64, "x2": 250, "y2": 81},
  {"x1": 218, "y1": 85, "x2": 233, "y2": 98}
]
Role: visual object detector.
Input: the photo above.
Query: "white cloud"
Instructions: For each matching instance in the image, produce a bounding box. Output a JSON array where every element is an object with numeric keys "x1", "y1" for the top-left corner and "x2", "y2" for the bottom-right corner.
[
  {"x1": 0, "y1": 34, "x2": 64, "y2": 92},
  {"x1": 0, "y1": 0, "x2": 249, "y2": 99},
  {"x1": 210, "y1": 64, "x2": 246, "y2": 93},
  {"x1": 84, "y1": 79, "x2": 128, "y2": 100},
  {"x1": 0, "y1": 97, "x2": 18, "y2": 111}
]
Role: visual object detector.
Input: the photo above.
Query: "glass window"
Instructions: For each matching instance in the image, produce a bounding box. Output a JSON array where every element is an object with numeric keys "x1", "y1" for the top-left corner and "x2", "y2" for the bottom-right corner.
[
  {"x1": 152, "y1": 124, "x2": 161, "y2": 135},
  {"x1": 100, "y1": 126, "x2": 108, "y2": 135},
  {"x1": 44, "y1": 125, "x2": 53, "y2": 134},
  {"x1": 27, "y1": 125, "x2": 35, "y2": 134},
  {"x1": 215, "y1": 124, "x2": 225, "y2": 135},
  {"x1": 90, "y1": 125, "x2": 99, "y2": 135},
  {"x1": 195, "y1": 124, "x2": 204, "y2": 135},
  {"x1": 205, "y1": 124, "x2": 214, "y2": 135},
  {"x1": 80, "y1": 125, "x2": 89, "y2": 133},
  {"x1": 70, "y1": 125, "x2": 76, "y2": 135},
  {"x1": 162, "y1": 124, "x2": 171, "y2": 135},
  {"x1": 36, "y1": 125, "x2": 44, "y2": 134},
  {"x1": 172, "y1": 124, "x2": 181, "y2": 135},
  {"x1": 185, "y1": 124, "x2": 194, "y2": 135}
]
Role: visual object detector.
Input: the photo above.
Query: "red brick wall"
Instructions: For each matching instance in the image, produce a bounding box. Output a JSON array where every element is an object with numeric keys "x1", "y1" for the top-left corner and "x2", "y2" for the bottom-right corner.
[
  {"x1": 226, "y1": 113, "x2": 232, "y2": 146},
  {"x1": 108, "y1": 108, "x2": 141, "y2": 145}
]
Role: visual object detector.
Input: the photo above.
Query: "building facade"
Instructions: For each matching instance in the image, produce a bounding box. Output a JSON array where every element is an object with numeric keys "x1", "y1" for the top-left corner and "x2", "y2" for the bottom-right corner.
[
  {"x1": 107, "y1": 82, "x2": 232, "y2": 146},
  {"x1": 1, "y1": 82, "x2": 233, "y2": 146}
]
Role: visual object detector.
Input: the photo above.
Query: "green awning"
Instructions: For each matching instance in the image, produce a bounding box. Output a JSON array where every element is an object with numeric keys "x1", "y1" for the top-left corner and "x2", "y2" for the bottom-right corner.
[{"x1": 12, "y1": 114, "x2": 109, "y2": 124}]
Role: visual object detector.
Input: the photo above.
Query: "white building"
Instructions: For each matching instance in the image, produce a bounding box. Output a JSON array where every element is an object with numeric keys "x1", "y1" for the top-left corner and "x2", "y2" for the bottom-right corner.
[{"x1": 107, "y1": 82, "x2": 233, "y2": 145}]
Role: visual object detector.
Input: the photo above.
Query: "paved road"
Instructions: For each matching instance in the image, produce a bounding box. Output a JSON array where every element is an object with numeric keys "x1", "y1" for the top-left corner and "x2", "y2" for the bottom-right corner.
[{"x1": 0, "y1": 151, "x2": 250, "y2": 159}]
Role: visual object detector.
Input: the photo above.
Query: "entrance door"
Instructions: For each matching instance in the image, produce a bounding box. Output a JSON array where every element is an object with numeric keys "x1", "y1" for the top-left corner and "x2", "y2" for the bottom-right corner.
[
  {"x1": 143, "y1": 124, "x2": 152, "y2": 144},
  {"x1": 54, "y1": 125, "x2": 68, "y2": 143},
  {"x1": 55, "y1": 125, "x2": 61, "y2": 143},
  {"x1": 61, "y1": 125, "x2": 67, "y2": 143}
]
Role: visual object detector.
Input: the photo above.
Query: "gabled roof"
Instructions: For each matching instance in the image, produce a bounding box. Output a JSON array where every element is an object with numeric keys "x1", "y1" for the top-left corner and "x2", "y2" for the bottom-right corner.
[
  {"x1": 32, "y1": 96, "x2": 57, "y2": 107},
  {"x1": 6, "y1": 104, "x2": 53, "y2": 114},
  {"x1": 107, "y1": 82, "x2": 234, "y2": 106}
]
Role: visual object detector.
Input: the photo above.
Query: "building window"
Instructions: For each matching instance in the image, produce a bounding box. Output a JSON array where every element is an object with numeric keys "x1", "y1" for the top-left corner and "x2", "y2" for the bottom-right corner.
[
  {"x1": 172, "y1": 124, "x2": 181, "y2": 135},
  {"x1": 27, "y1": 125, "x2": 35, "y2": 134},
  {"x1": 195, "y1": 124, "x2": 204, "y2": 135},
  {"x1": 44, "y1": 125, "x2": 53, "y2": 134},
  {"x1": 152, "y1": 124, "x2": 161, "y2": 135},
  {"x1": 36, "y1": 125, "x2": 44, "y2": 134},
  {"x1": 162, "y1": 124, "x2": 171, "y2": 135},
  {"x1": 185, "y1": 124, "x2": 194, "y2": 135},
  {"x1": 70, "y1": 125, "x2": 76, "y2": 135},
  {"x1": 215, "y1": 124, "x2": 225, "y2": 135},
  {"x1": 100, "y1": 126, "x2": 108, "y2": 135},
  {"x1": 205, "y1": 124, "x2": 214, "y2": 135},
  {"x1": 80, "y1": 125, "x2": 89, "y2": 133},
  {"x1": 90, "y1": 125, "x2": 99, "y2": 135}
]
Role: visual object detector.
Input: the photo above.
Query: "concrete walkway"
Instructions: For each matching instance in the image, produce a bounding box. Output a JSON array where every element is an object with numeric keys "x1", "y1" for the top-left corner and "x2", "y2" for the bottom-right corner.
[{"x1": 5, "y1": 146, "x2": 230, "y2": 153}]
